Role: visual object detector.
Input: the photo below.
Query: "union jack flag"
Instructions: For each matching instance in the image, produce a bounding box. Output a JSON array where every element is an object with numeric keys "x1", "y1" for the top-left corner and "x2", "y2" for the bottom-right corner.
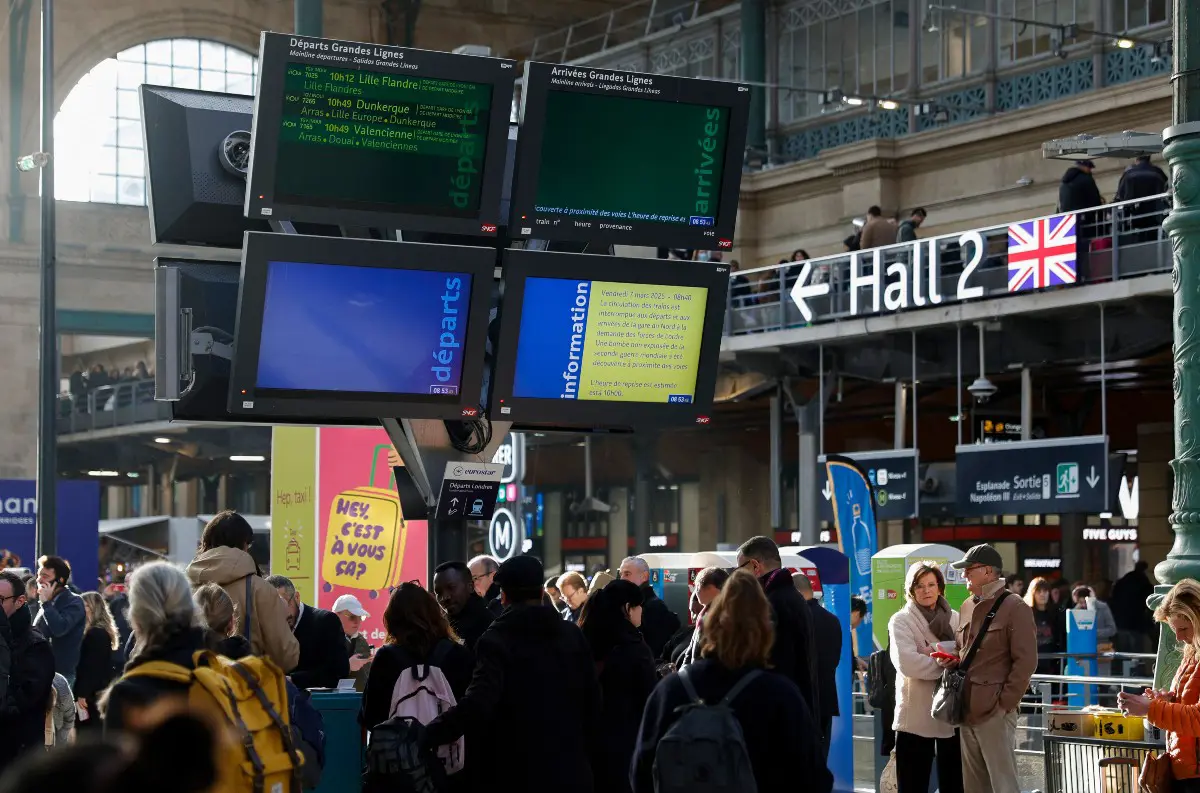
[{"x1": 1007, "y1": 213, "x2": 1078, "y2": 292}]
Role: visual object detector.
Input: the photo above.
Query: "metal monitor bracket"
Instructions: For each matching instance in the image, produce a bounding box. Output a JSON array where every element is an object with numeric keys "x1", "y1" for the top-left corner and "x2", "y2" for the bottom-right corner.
[
  {"x1": 1042, "y1": 131, "x2": 1164, "y2": 161},
  {"x1": 381, "y1": 417, "x2": 513, "y2": 518}
]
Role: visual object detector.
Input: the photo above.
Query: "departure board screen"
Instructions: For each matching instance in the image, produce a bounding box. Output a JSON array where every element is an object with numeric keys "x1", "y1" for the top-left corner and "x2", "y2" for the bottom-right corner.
[
  {"x1": 273, "y1": 63, "x2": 493, "y2": 216},
  {"x1": 533, "y1": 91, "x2": 731, "y2": 230},
  {"x1": 511, "y1": 277, "x2": 708, "y2": 403}
]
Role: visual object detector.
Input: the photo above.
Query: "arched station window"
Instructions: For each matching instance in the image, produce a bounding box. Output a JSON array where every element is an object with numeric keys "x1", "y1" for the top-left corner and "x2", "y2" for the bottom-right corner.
[{"x1": 55, "y1": 38, "x2": 258, "y2": 205}]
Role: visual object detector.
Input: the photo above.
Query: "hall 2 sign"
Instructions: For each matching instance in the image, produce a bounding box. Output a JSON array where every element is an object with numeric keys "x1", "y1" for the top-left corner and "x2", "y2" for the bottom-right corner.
[{"x1": 791, "y1": 231, "x2": 986, "y2": 320}]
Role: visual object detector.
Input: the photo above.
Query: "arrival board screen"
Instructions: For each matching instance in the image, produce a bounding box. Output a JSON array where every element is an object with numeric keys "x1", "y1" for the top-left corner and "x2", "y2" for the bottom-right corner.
[
  {"x1": 273, "y1": 63, "x2": 492, "y2": 216},
  {"x1": 256, "y1": 260, "x2": 472, "y2": 396},
  {"x1": 511, "y1": 277, "x2": 708, "y2": 403},
  {"x1": 532, "y1": 91, "x2": 730, "y2": 229}
]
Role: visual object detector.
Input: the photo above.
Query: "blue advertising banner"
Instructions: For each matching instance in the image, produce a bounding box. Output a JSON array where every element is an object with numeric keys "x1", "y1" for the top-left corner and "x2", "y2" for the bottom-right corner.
[
  {"x1": 827, "y1": 455, "x2": 879, "y2": 655},
  {"x1": 0, "y1": 479, "x2": 101, "y2": 587},
  {"x1": 796, "y1": 545, "x2": 854, "y2": 793}
]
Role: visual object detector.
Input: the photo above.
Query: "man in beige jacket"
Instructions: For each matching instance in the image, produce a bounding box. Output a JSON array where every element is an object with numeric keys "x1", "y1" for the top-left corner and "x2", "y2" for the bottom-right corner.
[{"x1": 946, "y1": 544, "x2": 1037, "y2": 793}]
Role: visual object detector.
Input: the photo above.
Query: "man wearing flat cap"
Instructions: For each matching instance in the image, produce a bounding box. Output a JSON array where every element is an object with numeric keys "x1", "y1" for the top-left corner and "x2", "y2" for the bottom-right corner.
[
  {"x1": 940, "y1": 544, "x2": 1036, "y2": 793},
  {"x1": 424, "y1": 555, "x2": 602, "y2": 791}
]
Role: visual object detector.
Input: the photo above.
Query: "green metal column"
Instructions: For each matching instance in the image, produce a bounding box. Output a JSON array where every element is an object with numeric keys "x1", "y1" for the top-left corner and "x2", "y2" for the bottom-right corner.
[
  {"x1": 1153, "y1": 0, "x2": 1200, "y2": 688},
  {"x1": 8, "y1": 0, "x2": 32, "y2": 243},
  {"x1": 740, "y1": 0, "x2": 766, "y2": 155},
  {"x1": 295, "y1": 0, "x2": 322, "y2": 37}
]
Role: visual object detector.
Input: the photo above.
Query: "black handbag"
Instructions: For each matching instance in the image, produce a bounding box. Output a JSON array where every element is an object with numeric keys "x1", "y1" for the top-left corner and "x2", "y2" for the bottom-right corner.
[{"x1": 931, "y1": 591, "x2": 1010, "y2": 726}]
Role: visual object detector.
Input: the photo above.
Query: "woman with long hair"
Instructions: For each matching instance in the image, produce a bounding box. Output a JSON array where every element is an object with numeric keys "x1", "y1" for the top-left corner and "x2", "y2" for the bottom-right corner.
[
  {"x1": 888, "y1": 562, "x2": 962, "y2": 793},
  {"x1": 631, "y1": 570, "x2": 832, "y2": 793},
  {"x1": 360, "y1": 582, "x2": 474, "y2": 731},
  {"x1": 1024, "y1": 577, "x2": 1065, "y2": 676},
  {"x1": 102, "y1": 562, "x2": 207, "y2": 732},
  {"x1": 185, "y1": 510, "x2": 298, "y2": 672},
  {"x1": 580, "y1": 580, "x2": 657, "y2": 793},
  {"x1": 1119, "y1": 579, "x2": 1200, "y2": 791},
  {"x1": 74, "y1": 591, "x2": 120, "y2": 730}
]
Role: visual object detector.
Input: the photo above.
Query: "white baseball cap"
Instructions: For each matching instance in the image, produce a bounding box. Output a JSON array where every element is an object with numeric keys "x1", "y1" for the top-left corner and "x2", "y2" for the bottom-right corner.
[{"x1": 332, "y1": 594, "x2": 370, "y2": 618}]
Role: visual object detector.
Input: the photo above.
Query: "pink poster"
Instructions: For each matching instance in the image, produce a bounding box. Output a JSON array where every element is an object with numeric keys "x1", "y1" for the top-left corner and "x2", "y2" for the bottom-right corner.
[{"x1": 316, "y1": 426, "x2": 427, "y2": 645}]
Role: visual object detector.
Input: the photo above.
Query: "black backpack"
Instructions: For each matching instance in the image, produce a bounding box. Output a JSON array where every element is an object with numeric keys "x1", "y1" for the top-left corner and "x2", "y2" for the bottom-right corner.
[
  {"x1": 867, "y1": 647, "x2": 896, "y2": 710},
  {"x1": 363, "y1": 716, "x2": 446, "y2": 793},
  {"x1": 652, "y1": 668, "x2": 762, "y2": 793}
]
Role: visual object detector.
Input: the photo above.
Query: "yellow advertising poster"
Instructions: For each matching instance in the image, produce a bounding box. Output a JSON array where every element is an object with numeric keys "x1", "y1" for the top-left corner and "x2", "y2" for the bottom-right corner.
[{"x1": 270, "y1": 426, "x2": 318, "y2": 605}]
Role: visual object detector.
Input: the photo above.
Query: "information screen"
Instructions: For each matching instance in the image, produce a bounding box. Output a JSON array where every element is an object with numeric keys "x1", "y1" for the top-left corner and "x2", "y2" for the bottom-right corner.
[
  {"x1": 511, "y1": 277, "x2": 708, "y2": 403},
  {"x1": 533, "y1": 91, "x2": 730, "y2": 229},
  {"x1": 256, "y1": 260, "x2": 472, "y2": 396},
  {"x1": 273, "y1": 64, "x2": 492, "y2": 216}
]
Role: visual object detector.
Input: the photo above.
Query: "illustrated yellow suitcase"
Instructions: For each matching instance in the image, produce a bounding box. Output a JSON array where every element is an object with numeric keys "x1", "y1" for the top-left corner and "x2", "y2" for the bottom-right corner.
[{"x1": 320, "y1": 444, "x2": 409, "y2": 592}]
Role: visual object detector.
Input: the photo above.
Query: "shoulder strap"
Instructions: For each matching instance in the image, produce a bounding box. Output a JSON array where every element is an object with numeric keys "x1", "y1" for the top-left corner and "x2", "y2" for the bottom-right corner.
[
  {"x1": 122, "y1": 660, "x2": 194, "y2": 685},
  {"x1": 719, "y1": 669, "x2": 762, "y2": 708},
  {"x1": 677, "y1": 666, "x2": 703, "y2": 705},
  {"x1": 242, "y1": 575, "x2": 254, "y2": 641},
  {"x1": 960, "y1": 591, "x2": 1011, "y2": 672}
]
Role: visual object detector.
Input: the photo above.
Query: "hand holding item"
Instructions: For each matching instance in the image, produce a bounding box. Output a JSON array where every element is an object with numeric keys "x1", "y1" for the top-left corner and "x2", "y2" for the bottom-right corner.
[
  {"x1": 1118, "y1": 690, "x2": 1150, "y2": 718},
  {"x1": 37, "y1": 581, "x2": 55, "y2": 604},
  {"x1": 933, "y1": 652, "x2": 960, "y2": 668},
  {"x1": 349, "y1": 655, "x2": 371, "y2": 673},
  {"x1": 1145, "y1": 688, "x2": 1176, "y2": 702}
]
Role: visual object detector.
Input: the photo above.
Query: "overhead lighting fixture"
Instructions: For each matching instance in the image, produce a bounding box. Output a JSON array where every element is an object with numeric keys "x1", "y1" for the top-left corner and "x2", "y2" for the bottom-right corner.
[
  {"x1": 126, "y1": 472, "x2": 139, "y2": 479},
  {"x1": 154, "y1": 437, "x2": 171, "y2": 444},
  {"x1": 88, "y1": 470, "x2": 119, "y2": 477},
  {"x1": 877, "y1": 99, "x2": 900, "y2": 111},
  {"x1": 1099, "y1": 511, "x2": 1114, "y2": 519},
  {"x1": 1115, "y1": 37, "x2": 1134, "y2": 49},
  {"x1": 229, "y1": 455, "x2": 266, "y2": 462},
  {"x1": 844, "y1": 96, "x2": 866, "y2": 107}
]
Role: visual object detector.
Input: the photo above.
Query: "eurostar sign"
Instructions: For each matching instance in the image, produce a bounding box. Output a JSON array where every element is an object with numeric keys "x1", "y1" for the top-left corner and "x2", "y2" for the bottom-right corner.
[{"x1": 791, "y1": 230, "x2": 987, "y2": 321}]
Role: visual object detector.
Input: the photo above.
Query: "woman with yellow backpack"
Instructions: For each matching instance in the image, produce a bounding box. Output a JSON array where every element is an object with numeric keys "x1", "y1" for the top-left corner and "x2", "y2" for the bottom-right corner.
[{"x1": 102, "y1": 562, "x2": 305, "y2": 793}]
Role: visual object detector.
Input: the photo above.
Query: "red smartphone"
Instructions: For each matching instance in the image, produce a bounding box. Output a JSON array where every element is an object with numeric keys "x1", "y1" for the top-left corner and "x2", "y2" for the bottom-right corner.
[{"x1": 931, "y1": 651, "x2": 959, "y2": 662}]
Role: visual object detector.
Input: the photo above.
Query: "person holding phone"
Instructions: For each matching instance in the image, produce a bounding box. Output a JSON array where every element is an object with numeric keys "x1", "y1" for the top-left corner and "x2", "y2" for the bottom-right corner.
[
  {"x1": 33, "y1": 555, "x2": 86, "y2": 687},
  {"x1": 889, "y1": 562, "x2": 963, "y2": 793}
]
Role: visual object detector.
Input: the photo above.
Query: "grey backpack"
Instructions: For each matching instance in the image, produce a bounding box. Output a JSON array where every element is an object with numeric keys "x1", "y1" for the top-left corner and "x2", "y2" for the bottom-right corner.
[{"x1": 652, "y1": 667, "x2": 761, "y2": 793}]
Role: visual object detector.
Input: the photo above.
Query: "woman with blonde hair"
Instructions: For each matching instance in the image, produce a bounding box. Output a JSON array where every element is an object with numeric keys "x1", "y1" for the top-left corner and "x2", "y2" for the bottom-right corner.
[
  {"x1": 630, "y1": 569, "x2": 832, "y2": 793},
  {"x1": 1119, "y1": 578, "x2": 1200, "y2": 790},
  {"x1": 888, "y1": 562, "x2": 962, "y2": 793},
  {"x1": 74, "y1": 591, "x2": 119, "y2": 730}
]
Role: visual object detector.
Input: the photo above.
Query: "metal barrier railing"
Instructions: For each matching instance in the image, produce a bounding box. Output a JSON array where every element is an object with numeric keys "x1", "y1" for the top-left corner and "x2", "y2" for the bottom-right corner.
[
  {"x1": 855, "y1": 656, "x2": 1159, "y2": 793},
  {"x1": 57, "y1": 378, "x2": 169, "y2": 434},
  {"x1": 725, "y1": 194, "x2": 1173, "y2": 338}
]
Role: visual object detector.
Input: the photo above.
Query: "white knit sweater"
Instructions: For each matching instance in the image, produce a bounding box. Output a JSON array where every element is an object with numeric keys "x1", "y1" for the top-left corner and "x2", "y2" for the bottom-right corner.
[{"x1": 889, "y1": 601, "x2": 960, "y2": 739}]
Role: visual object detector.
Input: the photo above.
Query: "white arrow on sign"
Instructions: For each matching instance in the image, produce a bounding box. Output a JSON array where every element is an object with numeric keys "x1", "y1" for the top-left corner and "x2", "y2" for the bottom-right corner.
[
  {"x1": 451, "y1": 497, "x2": 460, "y2": 506},
  {"x1": 1086, "y1": 466, "x2": 1100, "y2": 488},
  {"x1": 822, "y1": 482, "x2": 833, "y2": 500},
  {"x1": 790, "y1": 261, "x2": 831, "y2": 322}
]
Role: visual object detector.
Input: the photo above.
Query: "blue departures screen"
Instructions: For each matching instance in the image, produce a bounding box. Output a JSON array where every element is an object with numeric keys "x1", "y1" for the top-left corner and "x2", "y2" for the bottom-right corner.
[{"x1": 255, "y1": 260, "x2": 472, "y2": 396}]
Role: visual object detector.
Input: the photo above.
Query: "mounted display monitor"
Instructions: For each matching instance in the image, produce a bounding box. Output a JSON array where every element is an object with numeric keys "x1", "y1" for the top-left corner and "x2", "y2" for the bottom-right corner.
[
  {"x1": 228, "y1": 232, "x2": 493, "y2": 421},
  {"x1": 245, "y1": 32, "x2": 516, "y2": 237},
  {"x1": 489, "y1": 249, "x2": 730, "y2": 428},
  {"x1": 510, "y1": 62, "x2": 751, "y2": 251},
  {"x1": 142, "y1": 86, "x2": 271, "y2": 248}
]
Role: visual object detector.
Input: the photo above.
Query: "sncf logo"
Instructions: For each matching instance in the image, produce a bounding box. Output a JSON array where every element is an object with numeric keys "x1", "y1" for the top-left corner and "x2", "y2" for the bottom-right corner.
[
  {"x1": 695, "y1": 416, "x2": 711, "y2": 425},
  {"x1": 480, "y1": 223, "x2": 497, "y2": 234},
  {"x1": 717, "y1": 239, "x2": 732, "y2": 249},
  {"x1": 461, "y1": 407, "x2": 479, "y2": 417}
]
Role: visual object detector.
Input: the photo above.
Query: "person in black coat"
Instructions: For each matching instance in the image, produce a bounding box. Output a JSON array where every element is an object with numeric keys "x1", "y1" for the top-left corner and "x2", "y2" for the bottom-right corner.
[
  {"x1": 75, "y1": 592, "x2": 120, "y2": 730},
  {"x1": 425, "y1": 556, "x2": 603, "y2": 792},
  {"x1": 580, "y1": 580, "x2": 657, "y2": 793},
  {"x1": 266, "y1": 575, "x2": 349, "y2": 690},
  {"x1": 0, "y1": 571, "x2": 54, "y2": 767},
  {"x1": 1116, "y1": 156, "x2": 1169, "y2": 244},
  {"x1": 631, "y1": 569, "x2": 832, "y2": 793},
  {"x1": 468, "y1": 555, "x2": 505, "y2": 618},
  {"x1": 433, "y1": 561, "x2": 495, "y2": 650},
  {"x1": 736, "y1": 536, "x2": 819, "y2": 717},
  {"x1": 617, "y1": 557, "x2": 681, "y2": 658},
  {"x1": 794, "y1": 572, "x2": 842, "y2": 756}
]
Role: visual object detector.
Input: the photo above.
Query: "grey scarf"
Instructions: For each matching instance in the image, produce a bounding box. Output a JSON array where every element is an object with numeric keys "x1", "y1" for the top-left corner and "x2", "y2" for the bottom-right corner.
[{"x1": 915, "y1": 596, "x2": 955, "y2": 642}]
